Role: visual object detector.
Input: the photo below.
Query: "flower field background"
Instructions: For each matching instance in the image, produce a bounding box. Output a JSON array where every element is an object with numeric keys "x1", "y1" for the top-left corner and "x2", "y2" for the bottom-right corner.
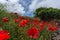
[{"x1": 0, "y1": 4, "x2": 60, "y2": 40}]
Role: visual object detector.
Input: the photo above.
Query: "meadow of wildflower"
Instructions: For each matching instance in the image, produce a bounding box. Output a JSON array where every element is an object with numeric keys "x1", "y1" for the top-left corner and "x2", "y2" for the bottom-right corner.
[{"x1": 0, "y1": 4, "x2": 60, "y2": 40}]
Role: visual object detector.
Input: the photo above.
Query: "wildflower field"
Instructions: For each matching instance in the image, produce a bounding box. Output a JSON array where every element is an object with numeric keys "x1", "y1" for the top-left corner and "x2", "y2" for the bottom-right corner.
[{"x1": 0, "y1": 4, "x2": 60, "y2": 40}]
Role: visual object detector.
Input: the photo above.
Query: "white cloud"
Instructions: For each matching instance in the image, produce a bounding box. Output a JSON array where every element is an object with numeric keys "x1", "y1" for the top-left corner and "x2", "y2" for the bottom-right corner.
[
  {"x1": 29, "y1": 0, "x2": 60, "y2": 12},
  {"x1": 0, "y1": 0, "x2": 19, "y2": 4},
  {"x1": 37, "y1": 0, "x2": 60, "y2": 8},
  {"x1": 5, "y1": 3, "x2": 25, "y2": 15},
  {"x1": 0, "y1": 0, "x2": 7, "y2": 4},
  {"x1": 29, "y1": 0, "x2": 39, "y2": 11},
  {"x1": 0, "y1": 0, "x2": 25, "y2": 15},
  {"x1": 8, "y1": 0, "x2": 19, "y2": 4}
]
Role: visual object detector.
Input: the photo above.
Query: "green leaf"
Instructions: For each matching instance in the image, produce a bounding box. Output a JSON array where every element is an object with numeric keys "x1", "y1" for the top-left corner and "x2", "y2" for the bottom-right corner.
[{"x1": 38, "y1": 38, "x2": 42, "y2": 40}]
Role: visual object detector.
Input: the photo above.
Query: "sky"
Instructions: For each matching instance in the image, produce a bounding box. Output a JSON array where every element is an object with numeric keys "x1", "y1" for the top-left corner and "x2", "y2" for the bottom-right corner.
[{"x1": 0, "y1": 0, "x2": 60, "y2": 17}]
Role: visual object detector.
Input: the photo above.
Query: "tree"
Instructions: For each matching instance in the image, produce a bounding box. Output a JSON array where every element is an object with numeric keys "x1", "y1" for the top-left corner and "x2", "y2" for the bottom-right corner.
[{"x1": 34, "y1": 7, "x2": 60, "y2": 21}]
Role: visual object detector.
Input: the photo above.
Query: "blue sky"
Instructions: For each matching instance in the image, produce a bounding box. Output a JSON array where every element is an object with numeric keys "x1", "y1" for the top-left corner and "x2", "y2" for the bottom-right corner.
[{"x1": 0, "y1": 0, "x2": 60, "y2": 17}]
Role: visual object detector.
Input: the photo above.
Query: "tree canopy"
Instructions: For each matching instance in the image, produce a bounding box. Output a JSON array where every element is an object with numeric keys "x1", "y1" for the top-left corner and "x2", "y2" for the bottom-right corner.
[{"x1": 34, "y1": 7, "x2": 60, "y2": 21}]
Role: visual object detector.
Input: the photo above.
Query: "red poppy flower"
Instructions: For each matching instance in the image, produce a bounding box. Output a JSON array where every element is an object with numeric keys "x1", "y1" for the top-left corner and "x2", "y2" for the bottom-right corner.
[
  {"x1": 0, "y1": 30, "x2": 10, "y2": 40},
  {"x1": 34, "y1": 18, "x2": 39, "y2": 22},
  {"x1": 18, "y1": 16, "x2": 24, "y2": 19},
  {"x1": 48, "y1": 27, "x2": 58, "y2": 31},
  {"x1": 39, "y1": 21, "x2": 45, "y2": 30},
  {"x1": 33, "y1": 20, "x2": 39, "y2": 26},
  {"x1": 2, "y1": 17, "x2": 8, "y2": 22},
  {"x1": 19, "y1": 22, "x2": 25, "y2": 27},
  {"x1": 47, "y1": 23, "x2": 58, "y2": 31},
  {"x1": 33, "y1": 21, "x2": 39, "y2": 26},
  {"x1": 19, "y1": 20, "x2": 29, "y2": 27},
  {"x1": 27, "y1": 27, "x2": 39, "y2": 39},
  {"x1": 33, "y1": 18, "x2": 39, "y2": 26},
  {"x1": 14, "y1": 19, "x2": 20, "y2": 23},
  {"x1": 53, "y1": 27, "x2": 58, "y2": 30},
  {"x1": 26, "y1": 20, "x2": 31, "y2": 26},
  {"x1": 47, "y1": 24, "x2": 52, "y2": 28}
]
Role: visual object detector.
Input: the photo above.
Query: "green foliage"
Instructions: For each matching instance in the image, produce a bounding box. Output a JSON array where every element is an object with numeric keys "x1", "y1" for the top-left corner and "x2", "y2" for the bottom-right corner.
[
  {"x1": 0, "y1": 4, "x2": 10, "y2": 27},
  {"x1": 34, "y1": 7, "x2": 60, "y2": 21},
  {"x1": 0, "y1": 4, "x2": 19, "y2": 27},
  {"x1": 0, "y1": 4, "x2": 20, "y2": 40}
]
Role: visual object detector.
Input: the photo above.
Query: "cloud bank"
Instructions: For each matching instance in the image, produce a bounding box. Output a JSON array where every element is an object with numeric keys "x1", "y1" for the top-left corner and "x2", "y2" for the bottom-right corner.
[
  {"x1": 29, "y1": 0, "x2": 60, "y2": 11},
  {"x1": 0, "y1": 0, "x2": 25, "y2": 15},
  {"x1": 0, "y1": 0, "x2": 60, "y2": 16}
]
